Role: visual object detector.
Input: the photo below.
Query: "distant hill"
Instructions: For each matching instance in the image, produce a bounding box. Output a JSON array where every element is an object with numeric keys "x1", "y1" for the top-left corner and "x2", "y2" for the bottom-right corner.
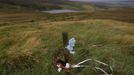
[
  {"x1": 69, "y1": 0, "x2": 134, "y2": 8},
  {"x1": 0, "y1": 0, "x2": 68, "y2": 10},
  {"x1": 0, "y1": 0, "x2": 67, "y2": 4},
  {"x1": 0, "y1": 0, "x2": 134, "y2": 10},
  {"x1": 0, "y1": 0, "x2": 97, "y2": 11}
]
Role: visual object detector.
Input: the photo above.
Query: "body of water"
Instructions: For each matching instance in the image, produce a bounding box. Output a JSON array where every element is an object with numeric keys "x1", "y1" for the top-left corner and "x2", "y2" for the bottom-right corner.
[{"x1": 43, "y1": 9, "x2": 79, "y2": 14}]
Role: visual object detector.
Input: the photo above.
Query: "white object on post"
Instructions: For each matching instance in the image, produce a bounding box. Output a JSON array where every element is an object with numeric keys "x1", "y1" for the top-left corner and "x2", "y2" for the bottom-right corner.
[{"x1": 65, "y1": 38, "x2": 76, "y2": 54}]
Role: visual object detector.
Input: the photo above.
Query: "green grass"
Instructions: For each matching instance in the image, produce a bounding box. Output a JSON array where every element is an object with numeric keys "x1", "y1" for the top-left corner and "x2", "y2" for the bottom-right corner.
[{"x1": 0, "y1": 8, "x2": 134, "y2": 75}]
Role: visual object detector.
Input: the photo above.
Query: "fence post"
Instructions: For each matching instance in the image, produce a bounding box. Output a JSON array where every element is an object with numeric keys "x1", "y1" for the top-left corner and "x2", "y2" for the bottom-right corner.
[
  {"x1": 62, "y1": 32, "x2": 68, "y2": 47},
  {"x1": 62, "y1": 32, "x2": 71, "y2": 75}
]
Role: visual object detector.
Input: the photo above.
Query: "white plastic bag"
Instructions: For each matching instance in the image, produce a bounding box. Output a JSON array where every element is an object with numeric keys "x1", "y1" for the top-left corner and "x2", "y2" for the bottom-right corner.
[{"x1": 66, "y1": 38, "x2": 76, "y2": 54}]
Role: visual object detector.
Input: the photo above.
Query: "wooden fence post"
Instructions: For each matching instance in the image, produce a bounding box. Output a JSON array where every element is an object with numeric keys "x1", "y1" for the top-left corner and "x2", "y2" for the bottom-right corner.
[
  {"x1": 62, "y1": 32, "x2": 71, "y2": 75},
  {"x1": 62, "y1": 32, "x2": 68, "y2": 47}
]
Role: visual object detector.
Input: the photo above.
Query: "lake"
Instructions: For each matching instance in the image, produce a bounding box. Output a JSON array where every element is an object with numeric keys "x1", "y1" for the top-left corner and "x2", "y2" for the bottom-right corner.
[{"x1": 43, "y1": 9, "x2": 79, "y2": 14}]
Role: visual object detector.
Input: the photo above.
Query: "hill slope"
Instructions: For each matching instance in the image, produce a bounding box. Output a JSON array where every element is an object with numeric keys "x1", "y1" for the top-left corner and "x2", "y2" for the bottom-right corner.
[
  {"x1": 0, "y1": 8, "x2": 134, "y2": 75},
  {"x1": 0, "y1": 0, "x2": 98, "y2": 12},
  {"x1": 0, "y1": 0, "x2": 68, "y2": 10}
]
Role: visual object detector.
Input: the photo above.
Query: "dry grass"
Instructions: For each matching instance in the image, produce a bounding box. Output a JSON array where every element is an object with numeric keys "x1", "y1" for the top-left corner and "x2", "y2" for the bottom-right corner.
[{"x1": 0, "y1": 8, "x2": 134, "y2": 75}]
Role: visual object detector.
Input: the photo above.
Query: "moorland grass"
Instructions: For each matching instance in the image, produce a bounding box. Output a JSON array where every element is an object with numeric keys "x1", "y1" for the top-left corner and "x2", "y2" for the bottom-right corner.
[{"x1": 0, "y1": 9, "x2": 134, "y2": 75}]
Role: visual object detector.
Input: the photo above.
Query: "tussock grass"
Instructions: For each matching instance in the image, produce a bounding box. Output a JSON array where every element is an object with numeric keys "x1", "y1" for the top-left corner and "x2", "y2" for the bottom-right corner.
[{"x1": 0, "y1": 8, "x2": 134, "y2": 75}]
